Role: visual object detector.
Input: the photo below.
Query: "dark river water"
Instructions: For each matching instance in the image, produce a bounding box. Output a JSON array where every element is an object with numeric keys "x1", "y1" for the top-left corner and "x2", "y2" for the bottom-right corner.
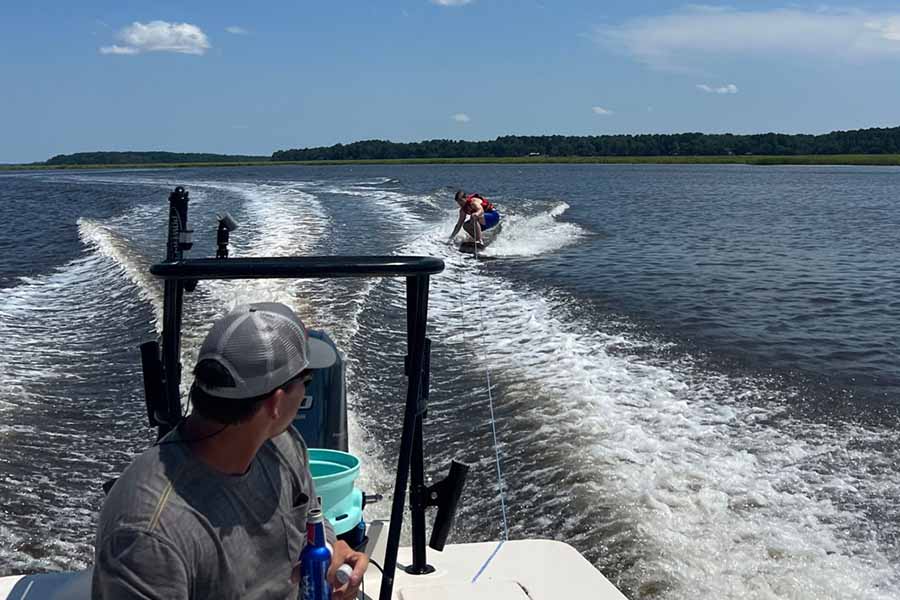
[{"x1": 0, "y1": 164, "x2": 897, "y2": 599}]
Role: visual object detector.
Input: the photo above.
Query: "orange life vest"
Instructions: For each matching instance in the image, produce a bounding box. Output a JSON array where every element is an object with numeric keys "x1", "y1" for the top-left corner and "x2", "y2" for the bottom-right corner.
[{"x1": 463, "y1": 194, "x2": 495, "y2": 215}]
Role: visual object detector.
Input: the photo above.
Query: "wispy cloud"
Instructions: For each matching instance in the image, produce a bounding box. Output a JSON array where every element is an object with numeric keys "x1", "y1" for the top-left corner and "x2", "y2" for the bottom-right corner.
[
  {"x1": 100, "y1": 45, "x2": 140, "y2": 55},
  {"x1": 697, "y1": 83, "x2": 738, "y2": 94},
  {"x1": 225, "y1": 26, "x2": 248, "y2": 35},
  {"x1": 592, "y1": 106, "x2": 613, "y2": 115},
  {"x1": 452, "y1": 113, "x2": 471, "y2": 123},
  {"x1": 682, "y1": 4, "x2": 733, "y2": 14},
  {"x1": 431, "y1": 0, "x2": 474, "y2": 6},
  {"x1": 100, "y1": 21, "x2": 210, "y2": 55},
  {"x1": 594, "y1": 8, "x2": 900, "y2": 69}
]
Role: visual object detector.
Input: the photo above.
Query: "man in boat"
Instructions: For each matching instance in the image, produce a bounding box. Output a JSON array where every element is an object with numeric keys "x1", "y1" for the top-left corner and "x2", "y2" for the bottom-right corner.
[
  {"x1": 448, "y1": 190, "x2": 501, "y2": 248},
  {"x1": 93, "y1": 302, "x2": 368, "y2": 600}
]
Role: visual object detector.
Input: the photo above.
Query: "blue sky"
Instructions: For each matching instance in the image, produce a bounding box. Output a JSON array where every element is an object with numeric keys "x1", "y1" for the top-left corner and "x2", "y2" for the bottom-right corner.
[{"x1": 4, "y1": 1, "x2": 900, "y2": 163}]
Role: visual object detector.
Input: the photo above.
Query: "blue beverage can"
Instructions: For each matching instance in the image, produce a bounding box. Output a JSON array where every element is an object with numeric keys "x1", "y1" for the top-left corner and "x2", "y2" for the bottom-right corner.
[{"x1": 300, "y1": 508, "x2": 332, "y2": 600}]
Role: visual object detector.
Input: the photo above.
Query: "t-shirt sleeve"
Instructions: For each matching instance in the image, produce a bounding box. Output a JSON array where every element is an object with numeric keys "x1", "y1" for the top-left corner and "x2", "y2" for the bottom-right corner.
[{"x1": 93, "y1": 528, "x2": 190, "y2": 600}]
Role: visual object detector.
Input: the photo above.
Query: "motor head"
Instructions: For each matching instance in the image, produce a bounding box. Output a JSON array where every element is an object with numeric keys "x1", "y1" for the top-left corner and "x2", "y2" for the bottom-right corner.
[{"x1": 217, "y1": 212, "x2": 239, "y2": 232}]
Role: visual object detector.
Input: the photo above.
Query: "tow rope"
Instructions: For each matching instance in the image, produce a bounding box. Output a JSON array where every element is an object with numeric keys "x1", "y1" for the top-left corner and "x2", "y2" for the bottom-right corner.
[{"x1": 466, "y1": 260, "x2": 510, "y2": 583}]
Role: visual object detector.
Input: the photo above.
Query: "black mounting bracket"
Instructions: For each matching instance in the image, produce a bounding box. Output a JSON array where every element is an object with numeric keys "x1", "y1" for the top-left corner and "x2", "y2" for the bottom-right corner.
[{"x1": 426, "y1": 460, "x2": 470, "y2": 551}]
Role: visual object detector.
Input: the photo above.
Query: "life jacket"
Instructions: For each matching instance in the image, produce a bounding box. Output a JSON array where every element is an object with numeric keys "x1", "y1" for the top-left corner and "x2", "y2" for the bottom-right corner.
[{"x1": 462, "y1": 193, "x2": 495, "y2": 215}]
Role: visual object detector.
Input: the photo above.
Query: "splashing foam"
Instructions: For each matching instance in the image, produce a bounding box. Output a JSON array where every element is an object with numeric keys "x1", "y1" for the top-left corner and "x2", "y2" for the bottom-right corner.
[
  {"x1": 78, "y1": 219, "x2": 163, "y2": 323},
  {"x1": 395, "y1": 218, "x2": 900, "y2": 599},
  {"x1": 470, "y1": 202, "x2": 586, "y2": 258},
  {"x1": 203, "y1": 183, "x2": 329, "y2": 310},
  {"x1": 199, "y1": 180, "x2": 404, "y2": 530}
]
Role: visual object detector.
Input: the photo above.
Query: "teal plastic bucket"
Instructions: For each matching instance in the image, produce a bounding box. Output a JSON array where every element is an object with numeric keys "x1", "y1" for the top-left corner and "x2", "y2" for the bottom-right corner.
[{"x1": 309, "y1": 448, "x2": 363, "y2": 536}]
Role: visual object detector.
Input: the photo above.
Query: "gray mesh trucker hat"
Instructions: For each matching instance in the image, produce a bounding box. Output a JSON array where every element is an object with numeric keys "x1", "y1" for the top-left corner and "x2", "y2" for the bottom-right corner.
[{"x1": 195, "y1": 302, "x2": 337, "y2": 400}]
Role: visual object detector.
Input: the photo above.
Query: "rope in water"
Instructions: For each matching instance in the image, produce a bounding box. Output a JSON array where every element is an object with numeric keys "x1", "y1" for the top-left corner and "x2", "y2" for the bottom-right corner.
[
  {"x1": 465, "y1": 232, "x2": 510, "y2": 583},
  {"x1": 471, "y1": 363, "x2": 509, "y2": 583}
]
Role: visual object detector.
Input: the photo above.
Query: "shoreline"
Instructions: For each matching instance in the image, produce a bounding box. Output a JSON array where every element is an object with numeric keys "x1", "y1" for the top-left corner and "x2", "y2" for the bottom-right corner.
[{"x1": 4, "y1": 154, "x2": 900, "y2": 171}]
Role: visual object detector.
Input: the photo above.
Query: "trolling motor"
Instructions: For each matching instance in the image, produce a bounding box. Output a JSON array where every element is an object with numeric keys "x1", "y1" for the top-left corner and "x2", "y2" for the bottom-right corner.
[
  {"x1": 141, "y1": 186, "x2": 196, "y2": 433},
  {"x1": 169, "y1": 186, "x2": 193, "y2": 255}
]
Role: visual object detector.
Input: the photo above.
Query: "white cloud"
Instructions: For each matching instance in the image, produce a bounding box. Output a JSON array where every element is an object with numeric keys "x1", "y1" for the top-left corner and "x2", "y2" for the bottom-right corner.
[
  {"x1": 697, "y1": 83, "x2": 738, "y2": 94},
  {"x1": 100, "y1": 21, "x2": 211, "y2": 55},
  {"x1": 866, "y1": 18, "x2": 900, "y2": 41},
  {"x1": 452, "y1": 113, "x2": 471, "y2": 123},
  {"x1": 225, "y1": 26, "x2": 248, "y2": 35},
  {"x1": 594, "y1": 8, "x2": 900, "y2": 69},
  {"x1": 592, "y1": 106, "x2": 613, "y2": 115},
  {"x1": 431, "y1": 0, "x2": 474, "y2": 6},
  {"x1": 100, "y1": 45, "x2": 139, "y2": 55}
]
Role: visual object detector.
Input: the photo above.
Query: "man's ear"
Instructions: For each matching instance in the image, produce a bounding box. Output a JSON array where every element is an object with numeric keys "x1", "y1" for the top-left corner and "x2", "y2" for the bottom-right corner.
[{"x1": 264, "y1": 389, "x2": 283, "y2": 420}]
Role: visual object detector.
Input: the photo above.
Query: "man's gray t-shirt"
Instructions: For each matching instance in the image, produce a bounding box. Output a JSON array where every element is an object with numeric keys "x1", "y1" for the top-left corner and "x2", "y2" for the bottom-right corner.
[{"x1": 92, "y1": 425, "x2": 334, "y2": 599}]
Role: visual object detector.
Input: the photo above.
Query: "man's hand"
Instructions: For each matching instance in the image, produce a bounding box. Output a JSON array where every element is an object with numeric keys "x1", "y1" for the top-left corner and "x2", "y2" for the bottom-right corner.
[{"x1": 328, "y1": 540, "x2": 369, "y2": 600}]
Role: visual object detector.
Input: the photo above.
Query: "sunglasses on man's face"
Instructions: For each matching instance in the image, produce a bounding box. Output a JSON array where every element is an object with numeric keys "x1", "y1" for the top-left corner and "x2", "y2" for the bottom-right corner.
[{"x1": 284, "y1": 371, "x2": 314, "y2": 390}]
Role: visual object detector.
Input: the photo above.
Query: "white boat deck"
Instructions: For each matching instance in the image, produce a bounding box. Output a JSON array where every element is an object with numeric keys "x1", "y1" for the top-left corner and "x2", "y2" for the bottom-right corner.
[
  {"x1": 354, "y1": 521, "x2": 627, "y2": 600},
  {"x1": 0, "y1": 521, "x2": 628, "y2": 600}
]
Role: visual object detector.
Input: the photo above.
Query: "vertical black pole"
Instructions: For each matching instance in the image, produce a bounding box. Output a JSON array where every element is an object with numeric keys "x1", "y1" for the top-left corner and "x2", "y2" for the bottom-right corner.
[
  {"x1": 407, "y1": 281, "x2": 433, "y2": 574},
  {"x1": 158, "y1": 187, "x2": 189, "y2": 439},
  {"x1": 408, "y1": 416, "x2": 430, "y2": 571},
  {"x1": 379, "y1": 275, "x2": 431, "y2": 600}
]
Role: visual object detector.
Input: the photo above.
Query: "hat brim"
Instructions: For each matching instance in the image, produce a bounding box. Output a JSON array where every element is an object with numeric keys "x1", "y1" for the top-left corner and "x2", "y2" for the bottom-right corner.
[{"x1": 307, "y1": 336, "x2": 338, "y2": 369}]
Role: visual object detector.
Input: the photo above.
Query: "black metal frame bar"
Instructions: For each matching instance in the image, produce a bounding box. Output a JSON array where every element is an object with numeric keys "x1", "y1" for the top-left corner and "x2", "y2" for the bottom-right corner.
[{"x1": 146, "y1": 187, "x2": 447, "y2": 600}]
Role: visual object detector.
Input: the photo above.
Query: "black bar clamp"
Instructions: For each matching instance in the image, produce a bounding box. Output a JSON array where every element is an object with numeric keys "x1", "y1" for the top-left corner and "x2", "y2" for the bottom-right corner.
[
  {"x1": 425, "y1": 460, "x2": 469, "y2": 551},
  {"x1": 140, "y1": 341, "x2": 164, "y2": 428},
  {"x1": 403, "y1": 337, "x2": 431, "y2": 417}
]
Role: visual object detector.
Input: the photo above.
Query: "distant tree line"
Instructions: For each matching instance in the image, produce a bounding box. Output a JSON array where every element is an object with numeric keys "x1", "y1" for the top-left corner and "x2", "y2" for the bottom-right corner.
[
  {"x1": 272, "y1": 126, "x2": 900, "y2": 160},
  {"x1": 45, "y1": 151, "x2": 268, "y2": 165},
  {"x1": 40, "y1": 126, "x2": 900, "y2": 165}
]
